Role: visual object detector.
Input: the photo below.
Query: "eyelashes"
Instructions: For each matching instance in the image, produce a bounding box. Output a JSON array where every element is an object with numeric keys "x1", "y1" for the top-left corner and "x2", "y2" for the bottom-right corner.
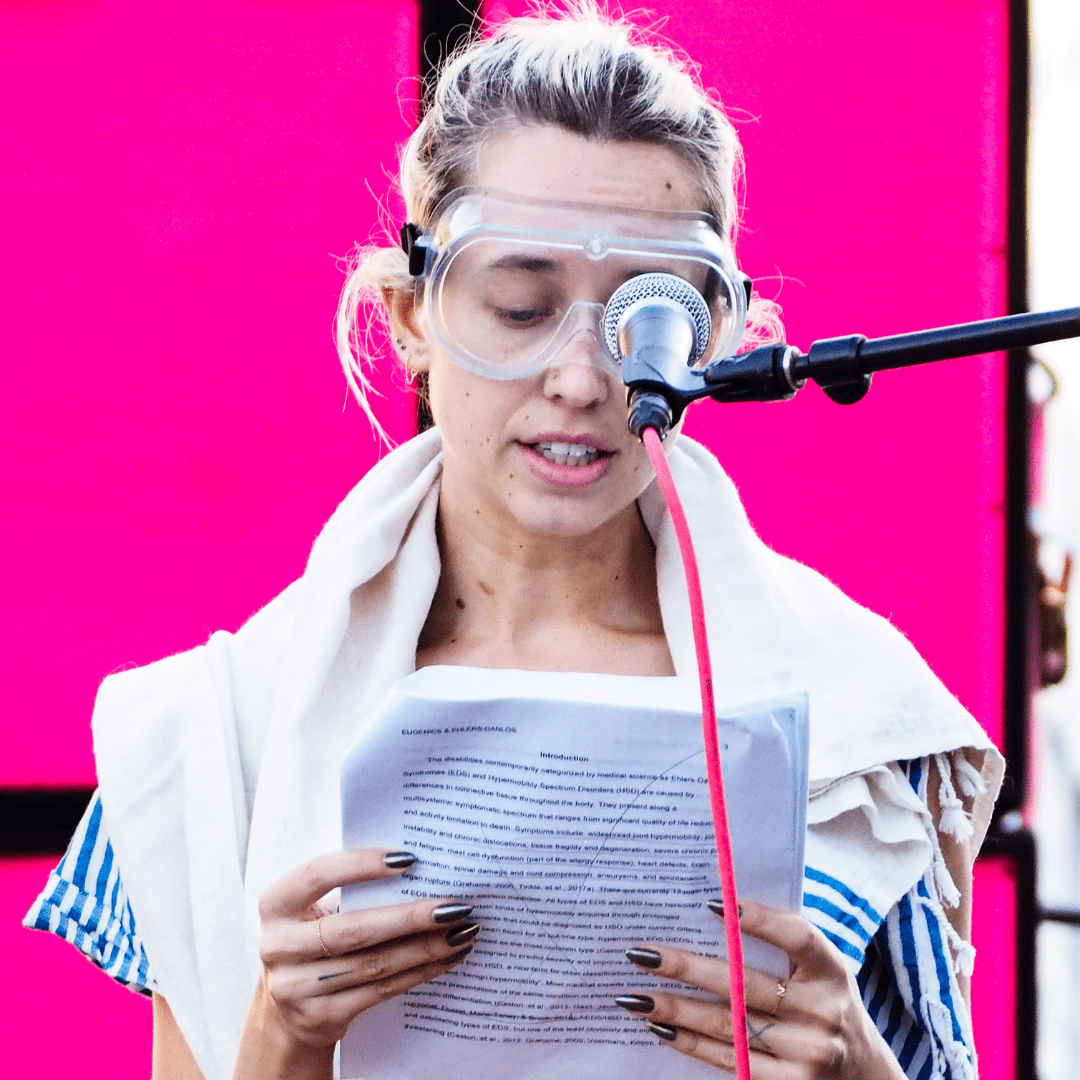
[{"x1": 495, "y1": 306, "x2": 556, "y2": 327}]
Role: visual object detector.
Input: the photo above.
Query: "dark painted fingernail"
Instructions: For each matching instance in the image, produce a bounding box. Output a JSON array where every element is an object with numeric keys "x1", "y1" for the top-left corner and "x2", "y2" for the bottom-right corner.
[
  {"x1": 383, "y1": 851, "x2": 417, "y2": 869},
  {"x1": 446, "y1": 945, "x2": 473, "y2": 965},
  {"x1": 446, "y1": 921, "x2": 481, "y2": 948},
  {"x1": 432, "y1": 902, "x2": 474, "y2": 924},
  {"x1": 626, "y1": 948, "x2": 662, "y2": 970},
  {"x1": 615, "y1": 994, "x2": 655, "y2": 1014},
  {"x1": 706, "y1": 899, "x2": 742, "y2": 918},
  {"x1": 649, "y1": 1022, "x2": 678, "y2": 1042}
]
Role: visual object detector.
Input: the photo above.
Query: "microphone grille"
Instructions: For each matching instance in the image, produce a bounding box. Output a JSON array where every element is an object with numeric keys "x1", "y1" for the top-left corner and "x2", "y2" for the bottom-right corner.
[{"x1": 603, "y1": 273, "x2": 711, "y2": 363}]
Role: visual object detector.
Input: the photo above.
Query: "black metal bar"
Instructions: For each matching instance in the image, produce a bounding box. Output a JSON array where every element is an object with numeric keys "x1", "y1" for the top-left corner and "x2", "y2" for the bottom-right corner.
[
  {"x1": 979, "y1": 826, "x2": 1038, "y2": 1080},
  {"x1": 1003, "y1": 0, "x2": 1036, "y2": 1077},
  {"x1": 1039, "y1": 909, "x2": 1080, "y2": 928},
  {"x1": 1002, "y1": 0, "x2": 1034, "y2": 819},
  {"x1": 0, "y1": 787, "x2": 94, "y2": 855},
  {"x1": 697, "y1": 307, "x2": 1080, "y2": 411},
  {"x1": 856, "y1": 308, "x2": 1080, "y2": 371},
  {"x1": 776, "y1": 306, "x2": 1080, "y2": 402}
]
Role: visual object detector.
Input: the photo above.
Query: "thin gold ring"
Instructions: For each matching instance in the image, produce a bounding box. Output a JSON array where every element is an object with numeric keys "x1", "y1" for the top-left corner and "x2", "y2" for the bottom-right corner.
[
  {"x1": 775, "y1": 980, "x2": 788, "y2": 1009},
  {"x1": 317, "y1": 916, "x2": 333, "y2": 958}
]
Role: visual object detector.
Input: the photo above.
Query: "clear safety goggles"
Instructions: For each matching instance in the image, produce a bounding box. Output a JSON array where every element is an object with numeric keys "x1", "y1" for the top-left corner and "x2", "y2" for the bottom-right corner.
[{"x1": 400, "y1": 189, "x2": 750, "y2": 379}]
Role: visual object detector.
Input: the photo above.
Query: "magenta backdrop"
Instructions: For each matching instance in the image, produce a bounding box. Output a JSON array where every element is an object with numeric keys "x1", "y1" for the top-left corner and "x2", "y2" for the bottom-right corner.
[
  {"x1": 2, "y1": 0, "x2": 1015, "y2": 1075},
  {"x1": 2, "y1": 0, "x2": 418, "y2": 1072}
]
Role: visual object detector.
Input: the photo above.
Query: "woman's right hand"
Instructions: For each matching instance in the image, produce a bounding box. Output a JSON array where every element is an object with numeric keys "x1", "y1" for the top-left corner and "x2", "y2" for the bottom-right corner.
[{"x1": 232, "y1": 847, "x2": 478, "y2": 1079}]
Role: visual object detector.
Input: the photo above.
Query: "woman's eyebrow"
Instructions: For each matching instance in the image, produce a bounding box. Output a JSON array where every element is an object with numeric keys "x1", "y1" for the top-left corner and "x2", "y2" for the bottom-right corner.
[{"x1": 483, "y1": 253, "x2": 560, "y2": 273}]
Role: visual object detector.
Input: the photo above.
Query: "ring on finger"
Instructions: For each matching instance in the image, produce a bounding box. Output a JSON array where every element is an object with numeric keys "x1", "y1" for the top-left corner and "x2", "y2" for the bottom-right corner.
[
  {"x1": 317, "y1": 916, "x2": 333, "y2": 958},
  {"x1": 773, "y1": 979, "x2": 787, "y2": 1013}
]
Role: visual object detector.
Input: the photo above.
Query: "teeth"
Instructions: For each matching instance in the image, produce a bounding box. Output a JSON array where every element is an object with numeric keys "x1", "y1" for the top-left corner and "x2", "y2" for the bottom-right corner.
[{"x1": 534, "y1": 441, "x2": 602, "y2": 467}]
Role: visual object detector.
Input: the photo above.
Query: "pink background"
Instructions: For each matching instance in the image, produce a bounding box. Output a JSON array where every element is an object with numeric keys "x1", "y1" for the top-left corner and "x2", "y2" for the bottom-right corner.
[{"x1": 1, "y1": 0, "x2": 1015, "y2": 1074}]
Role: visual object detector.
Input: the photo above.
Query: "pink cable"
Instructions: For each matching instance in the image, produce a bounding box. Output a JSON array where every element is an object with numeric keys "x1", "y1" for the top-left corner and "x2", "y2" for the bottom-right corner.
[{"x1": 642, "y1": 426, "x2": 752, "y2": 1080}]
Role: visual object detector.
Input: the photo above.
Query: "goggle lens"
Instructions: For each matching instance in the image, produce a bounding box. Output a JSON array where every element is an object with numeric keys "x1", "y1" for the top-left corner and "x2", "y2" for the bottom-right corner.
[{"x1": 419, "y1": 193, "x2": 747, "y2": 378}]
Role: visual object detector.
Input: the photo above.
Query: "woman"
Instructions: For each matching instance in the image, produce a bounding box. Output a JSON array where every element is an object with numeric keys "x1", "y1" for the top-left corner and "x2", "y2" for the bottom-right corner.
[{"x1": 27, "y1": 8, "x2": 1001, "y2": 1080}]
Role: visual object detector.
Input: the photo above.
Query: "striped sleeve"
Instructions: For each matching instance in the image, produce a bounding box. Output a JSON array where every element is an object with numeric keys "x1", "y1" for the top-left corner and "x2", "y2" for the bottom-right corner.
[
  {"x1": 859, "y1": 931, "x2": 937, "y2": 1079},
  {"x1": 803, "y1": 864, "x2": 937, "y2": 1078},
  {"x1": 802, "y1": 864, "x2": 883, "y2": 966},
  {"x1": 23, "y1": 790, "x2": 155, "y2": 995},
  {"x1": 803, "y1": 758, "x2": 967, "y2": 1079}
]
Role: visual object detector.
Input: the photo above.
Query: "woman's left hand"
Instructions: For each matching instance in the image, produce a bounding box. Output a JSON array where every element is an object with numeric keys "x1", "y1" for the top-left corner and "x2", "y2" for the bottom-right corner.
[{"x1": 618, "y1": 900, "x2": 907, "y2": 1080}]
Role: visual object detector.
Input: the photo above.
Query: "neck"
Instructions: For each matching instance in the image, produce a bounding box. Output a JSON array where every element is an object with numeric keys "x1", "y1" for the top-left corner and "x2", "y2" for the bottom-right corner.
[{"x1": 416, "y1": 478, "x2": 674, "y2": 677}]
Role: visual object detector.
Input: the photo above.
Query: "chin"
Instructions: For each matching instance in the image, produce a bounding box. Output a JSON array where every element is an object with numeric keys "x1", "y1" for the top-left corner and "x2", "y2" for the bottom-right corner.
[{"x1": 507, "y1": 493, "x2": 632, "y2": 540}]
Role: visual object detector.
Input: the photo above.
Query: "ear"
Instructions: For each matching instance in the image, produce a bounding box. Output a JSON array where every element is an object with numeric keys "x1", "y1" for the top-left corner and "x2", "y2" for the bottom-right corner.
[{"x1": 382, "y1": 284, "x2": 434, "y2": 374}]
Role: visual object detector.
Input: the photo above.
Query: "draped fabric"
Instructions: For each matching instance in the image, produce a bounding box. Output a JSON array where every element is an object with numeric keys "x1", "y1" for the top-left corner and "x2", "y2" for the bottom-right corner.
[{"x1": 43, "y1": 429, "x2": 1001, "y2": 1077}]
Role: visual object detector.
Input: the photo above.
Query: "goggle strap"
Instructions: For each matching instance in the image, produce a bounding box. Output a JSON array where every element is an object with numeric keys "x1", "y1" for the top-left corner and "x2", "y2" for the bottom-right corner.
[
  {"x1": 741, "y1": 273, "x2": 753, "y2": 307},
  {"x1": 399, "y1": 223, "x2": 431, "y2": 277}
]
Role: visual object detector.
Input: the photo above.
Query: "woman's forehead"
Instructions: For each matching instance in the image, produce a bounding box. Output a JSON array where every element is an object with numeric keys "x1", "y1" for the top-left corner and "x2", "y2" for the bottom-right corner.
[{"x1": 472, "y1": 125, "x2": 706, "y2": 217}]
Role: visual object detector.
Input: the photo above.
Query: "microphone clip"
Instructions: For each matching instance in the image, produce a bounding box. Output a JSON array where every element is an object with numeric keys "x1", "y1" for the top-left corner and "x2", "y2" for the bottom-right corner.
[{"x1": 623, "y1": 342, "x2": 805, "y2": 440}]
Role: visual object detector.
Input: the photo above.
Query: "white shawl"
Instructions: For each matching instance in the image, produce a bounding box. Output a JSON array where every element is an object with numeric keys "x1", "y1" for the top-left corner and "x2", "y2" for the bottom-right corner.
[{"x1": 92, "y1": 429, "x2": 1002, "y2": 1078}]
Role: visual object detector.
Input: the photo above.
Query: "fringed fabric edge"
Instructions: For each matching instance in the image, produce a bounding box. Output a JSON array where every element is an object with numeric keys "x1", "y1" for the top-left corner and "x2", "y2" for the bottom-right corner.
[{"x1": 877, "y1": 756, "x2": 978, "y2": 1080}]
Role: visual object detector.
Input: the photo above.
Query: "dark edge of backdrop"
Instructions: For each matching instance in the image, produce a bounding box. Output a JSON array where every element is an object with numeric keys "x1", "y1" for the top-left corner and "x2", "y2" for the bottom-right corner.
[
  {"x1": 0, "y1": 788, "x2": 96, "y2": 858},
  {"x1": 985, "y1": 1, "x2": 1038, "y2": 1079},
  {"x1": 0, "y1": 0, "x2": 480, "y2": 858},
  {"x1": 414, "y1": 0, "x2": 481, "y2": 432}
]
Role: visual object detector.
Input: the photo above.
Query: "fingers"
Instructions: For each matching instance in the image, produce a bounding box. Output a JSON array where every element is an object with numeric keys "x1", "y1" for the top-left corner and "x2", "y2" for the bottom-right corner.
[
  {"x1": 618, "y1": 992, "x2": 842, "y2": 1071},
  {"x1": 262, "y1": 898, "x2": 474, "y2": 965},
  {"x1": 641, "y1": 1020, "x2": 785, "y2": 1080},
  {"x1": 273, "y1": 944, "x2": 472, "y2": 1046},
  {"x1": 272, "y1": 922, "x2": 479, "y2": 1000},
  {"x1": 732, "y1": 899, "x2": 847, "y2": 979},
  {"x1": 619, "y1": 906, "x2": 862, "y2": 1077},
  {"x1": 625, "y1": 944, "x2": 799, "y2": 1017},
  {"x1": 316, "y1": 900, "x2": 473, "y2": 959},
  {"x1": 260, "y1": 848, "x2": 417, "y2": 918},
  {"x1": 620, "y1": 994, "x2": 756, "y2": 1046},
  {"x1": 254, "y1": 848, "x2": 481, "y2": 1050}
]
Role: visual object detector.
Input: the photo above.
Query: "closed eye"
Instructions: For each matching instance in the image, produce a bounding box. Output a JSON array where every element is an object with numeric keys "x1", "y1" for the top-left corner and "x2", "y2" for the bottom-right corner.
[{"x1": 495, "y1": 306, "x2": 554, "y2": 327}]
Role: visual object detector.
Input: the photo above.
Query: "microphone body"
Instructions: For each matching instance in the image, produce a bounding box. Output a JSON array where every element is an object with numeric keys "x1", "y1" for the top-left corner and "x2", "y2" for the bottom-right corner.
[{"x1": 605, "y1": 273, "x2": 714, "y2": 438}]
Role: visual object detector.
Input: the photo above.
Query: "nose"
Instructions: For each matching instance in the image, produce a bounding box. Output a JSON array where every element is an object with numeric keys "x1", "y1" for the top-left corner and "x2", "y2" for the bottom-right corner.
[{"x1": 541, "y1": 329, "x2": 616, "y2": 409}]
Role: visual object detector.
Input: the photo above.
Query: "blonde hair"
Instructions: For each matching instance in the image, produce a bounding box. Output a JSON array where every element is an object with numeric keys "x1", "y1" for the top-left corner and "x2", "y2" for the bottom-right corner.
[{"x1": 335, "y1": 3, "x2": 782, "y2": 434}]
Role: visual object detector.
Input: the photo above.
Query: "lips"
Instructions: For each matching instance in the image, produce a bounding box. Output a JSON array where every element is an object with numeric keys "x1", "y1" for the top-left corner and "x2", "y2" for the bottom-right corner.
[{"x1": 518, "y1": 434, "x2": 615, "y2": 489}]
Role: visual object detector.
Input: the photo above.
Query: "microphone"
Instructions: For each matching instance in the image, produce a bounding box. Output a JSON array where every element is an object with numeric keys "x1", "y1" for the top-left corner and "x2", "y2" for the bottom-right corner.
[{"x1": 603, "y1": 273, "x2": 712, "y2": 439}]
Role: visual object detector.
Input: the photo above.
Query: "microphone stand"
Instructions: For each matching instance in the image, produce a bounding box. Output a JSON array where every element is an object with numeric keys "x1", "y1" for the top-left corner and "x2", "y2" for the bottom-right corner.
[{"x1": 624, "y1": 306, "x2": 1080, "y2": 437}]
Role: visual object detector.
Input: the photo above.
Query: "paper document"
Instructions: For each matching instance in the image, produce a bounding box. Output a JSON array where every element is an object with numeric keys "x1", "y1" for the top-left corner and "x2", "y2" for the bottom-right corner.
[{"x1": 340, "y1": 666, "x2": 808, "y2": 1079}]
